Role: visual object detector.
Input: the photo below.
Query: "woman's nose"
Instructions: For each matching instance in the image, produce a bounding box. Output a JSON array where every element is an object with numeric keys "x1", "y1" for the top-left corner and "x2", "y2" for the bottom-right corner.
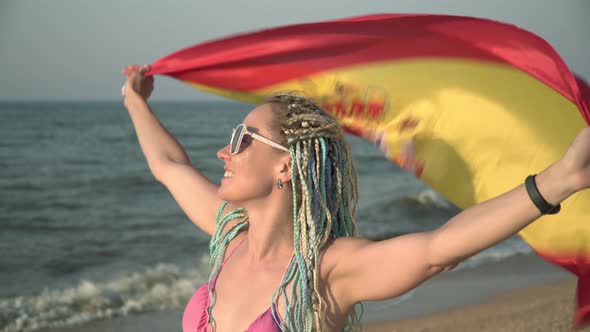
[{"x1": 217, "y1": 144, "x2": 231, "y2": 161}]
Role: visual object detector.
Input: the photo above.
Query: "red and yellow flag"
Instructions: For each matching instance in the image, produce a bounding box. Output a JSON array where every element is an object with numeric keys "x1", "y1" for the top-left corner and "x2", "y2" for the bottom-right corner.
[{"x1": 146, "y1": 14, "x2": 590, "y2": 328}]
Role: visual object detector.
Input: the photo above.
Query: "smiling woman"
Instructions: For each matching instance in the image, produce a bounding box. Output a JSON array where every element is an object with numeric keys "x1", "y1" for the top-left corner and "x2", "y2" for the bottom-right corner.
[
  {"x1": 210, "y1": 94, "x2": 363, "y2": 331},
  {"x1": 122, "y1": 66, "x2": 364, "y2": 330},
  {"x1": 121, "y1": 61, "x2": 590, "y2": 331}
]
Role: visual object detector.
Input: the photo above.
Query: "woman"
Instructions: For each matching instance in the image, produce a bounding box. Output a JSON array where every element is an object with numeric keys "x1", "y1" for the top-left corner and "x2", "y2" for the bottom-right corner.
[{"x1": 122, "y1": 64, "x2": 590, "y2": 331}]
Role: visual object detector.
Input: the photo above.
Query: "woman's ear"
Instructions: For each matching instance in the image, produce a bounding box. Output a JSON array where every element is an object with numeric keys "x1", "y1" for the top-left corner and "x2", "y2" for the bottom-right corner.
[{"x1": 278, "y1": 154, "x2": 293, "y2": 184}]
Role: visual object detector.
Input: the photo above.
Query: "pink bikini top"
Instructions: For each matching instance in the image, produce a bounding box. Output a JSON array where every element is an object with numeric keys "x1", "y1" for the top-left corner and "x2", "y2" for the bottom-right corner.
[{"x1": 182, "y1": 236, "x2": 293, "y2": 332}]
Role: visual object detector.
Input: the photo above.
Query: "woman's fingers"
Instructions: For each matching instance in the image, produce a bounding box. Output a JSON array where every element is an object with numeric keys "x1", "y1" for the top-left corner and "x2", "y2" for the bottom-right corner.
[
  {"x1": 122, "y1": 64, "x2": 150, "y2": 79},
  {"x1": 121, "y1": 64, "x2": 154, "y2": 99},
  {"x1": 139, "y1": 64, "x2": 150, "y2": 75},
  {"x1": 122, "y1": 64, "x2": 141, "y2": 73}
]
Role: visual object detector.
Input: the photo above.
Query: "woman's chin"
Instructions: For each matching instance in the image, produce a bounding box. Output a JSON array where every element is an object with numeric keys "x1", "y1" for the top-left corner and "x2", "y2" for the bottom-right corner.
[
  {"x1": 217, "y1": 185, "x2": 228, "y2": 200},
  {"x1": 217, "y1": 180, "x2": 239, "y2": 201}
]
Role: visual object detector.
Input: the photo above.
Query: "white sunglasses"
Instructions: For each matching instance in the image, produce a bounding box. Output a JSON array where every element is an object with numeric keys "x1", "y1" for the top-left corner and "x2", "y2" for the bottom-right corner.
[{"x1": 230, "y1": 124, "x2": 289, "y2": 155}]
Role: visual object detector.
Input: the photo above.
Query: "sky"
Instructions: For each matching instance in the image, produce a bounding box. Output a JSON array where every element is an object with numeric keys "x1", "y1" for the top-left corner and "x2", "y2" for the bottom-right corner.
[{"x1": 0, "y1": 0, "x2": 588, "y2": 101}]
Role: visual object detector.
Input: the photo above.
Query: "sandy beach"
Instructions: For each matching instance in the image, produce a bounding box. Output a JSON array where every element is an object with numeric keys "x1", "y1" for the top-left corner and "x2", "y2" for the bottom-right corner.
[
  {"x1": 364, "y1": 279, "x2": 588, "y2": 332},
  {"x1": 36, "y1": 252, "x2": 589, "y2": 332}
]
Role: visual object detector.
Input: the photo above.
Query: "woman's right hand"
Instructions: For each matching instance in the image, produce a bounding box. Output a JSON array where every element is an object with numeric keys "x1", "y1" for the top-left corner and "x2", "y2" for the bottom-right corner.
[{"x1": 121, "y1": 64, "x2": 154, "y2": 101}]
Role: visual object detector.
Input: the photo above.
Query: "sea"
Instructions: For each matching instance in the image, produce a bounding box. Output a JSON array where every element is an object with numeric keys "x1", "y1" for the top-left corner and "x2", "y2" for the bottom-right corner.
[{"x1": 0, "y1": 100, "x2": 533, "y2": 331}]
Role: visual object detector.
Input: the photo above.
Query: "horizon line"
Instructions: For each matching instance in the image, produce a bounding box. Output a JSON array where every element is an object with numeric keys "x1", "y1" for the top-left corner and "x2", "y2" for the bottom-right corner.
[{"x1": 0, "y1": 98, "x2": 252, "y2": 104}]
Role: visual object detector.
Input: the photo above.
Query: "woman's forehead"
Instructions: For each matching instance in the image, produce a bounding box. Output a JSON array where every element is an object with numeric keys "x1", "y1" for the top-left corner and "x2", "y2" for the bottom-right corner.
[{"x1": 242, "y1": 104, "x2": 275, "y2": 135}]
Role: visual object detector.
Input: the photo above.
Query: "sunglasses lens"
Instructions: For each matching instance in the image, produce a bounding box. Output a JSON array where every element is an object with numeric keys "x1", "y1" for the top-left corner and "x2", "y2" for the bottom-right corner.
[{"x1": 230, "y1": 125, "x2": 243, "y2": 154}]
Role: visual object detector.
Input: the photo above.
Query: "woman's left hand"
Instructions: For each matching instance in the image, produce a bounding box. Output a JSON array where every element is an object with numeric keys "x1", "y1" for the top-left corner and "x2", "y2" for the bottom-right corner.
[{"x1": 561, "y1": 126, "x2": 590, "y2": 192}]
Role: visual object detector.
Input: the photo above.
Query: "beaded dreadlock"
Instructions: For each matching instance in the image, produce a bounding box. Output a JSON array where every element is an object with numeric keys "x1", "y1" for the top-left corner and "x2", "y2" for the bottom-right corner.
[{"x1": 207, "y1": 92, "x2": 363, "y2": 331}]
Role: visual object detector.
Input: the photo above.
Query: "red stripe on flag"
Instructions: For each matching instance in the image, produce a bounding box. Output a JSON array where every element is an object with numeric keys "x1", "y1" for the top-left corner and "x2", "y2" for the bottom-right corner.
[
  {"x1": 149, "y1": 14, "x2": 585, "y2": 109},
  {"x1": 574, "y1": 76, "x2": 590, "y2": 124},
  {"x1": 576, "y1": 275, "x2": 590, "y2": 330},
  {"x1": 535, "y1": 250, "x2": 590, "y2": 329}
]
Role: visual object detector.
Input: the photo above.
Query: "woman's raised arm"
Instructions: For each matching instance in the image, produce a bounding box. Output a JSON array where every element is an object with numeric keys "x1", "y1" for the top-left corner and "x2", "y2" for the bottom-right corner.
[
  {"x1": 122, "y1": 64, "x2": 228, "y2": 236},
  {"x1": 122, "y1": 65, "x2": 191, "y2": 170},
  {"x1": 329, "y1": 127, "x2": 589, "y2": 306}
]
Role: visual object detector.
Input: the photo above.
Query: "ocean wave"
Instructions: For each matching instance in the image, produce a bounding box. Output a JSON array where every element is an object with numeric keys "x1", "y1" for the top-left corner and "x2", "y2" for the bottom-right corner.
[
  {"x1": 401, "y1": 189, "x2": 452, "y2": 209},
  {"x1": 458, "y1": 238, "x2": 534, "y2": 269},
  {"x1": 0, "y1": 238, "x2": 534, "y2": 332},
  {"x1": 0, "y1": 257, "x2": 211, "y2": 332}
]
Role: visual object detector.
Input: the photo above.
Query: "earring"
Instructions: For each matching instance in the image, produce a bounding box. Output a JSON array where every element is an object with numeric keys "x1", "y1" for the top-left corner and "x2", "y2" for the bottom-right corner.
[{"x1": 277, "y1": 179, "x2": 283, "y2": 189}]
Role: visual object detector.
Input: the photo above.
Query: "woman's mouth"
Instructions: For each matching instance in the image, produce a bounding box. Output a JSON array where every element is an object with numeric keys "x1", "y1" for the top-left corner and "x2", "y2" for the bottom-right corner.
[{"x1": 224, "y1": 170, "x2": 234, "y2": 178}]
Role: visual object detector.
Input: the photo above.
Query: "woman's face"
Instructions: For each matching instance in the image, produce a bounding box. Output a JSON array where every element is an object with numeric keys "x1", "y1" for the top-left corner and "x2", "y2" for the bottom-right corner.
[{"x1": 216, "y1": 104, "x2": 289, "y2": 203}]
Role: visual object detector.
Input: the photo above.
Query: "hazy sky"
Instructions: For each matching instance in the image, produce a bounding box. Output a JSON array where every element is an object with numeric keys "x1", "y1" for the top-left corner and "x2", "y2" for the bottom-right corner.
[{"x1": 0, "y1": 0, "x2": 588, "y2": 101}]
